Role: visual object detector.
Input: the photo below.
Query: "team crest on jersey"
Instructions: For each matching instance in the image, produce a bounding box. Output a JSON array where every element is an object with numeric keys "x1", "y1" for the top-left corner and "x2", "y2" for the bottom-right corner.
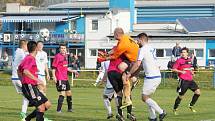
[{"x1": 37, "y1": 96, "x2": 41, "y2": 100}]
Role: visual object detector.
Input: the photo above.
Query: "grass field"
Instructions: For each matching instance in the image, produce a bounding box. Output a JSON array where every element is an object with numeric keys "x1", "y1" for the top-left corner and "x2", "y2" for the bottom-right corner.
[{"x1": 0, "y1": 85, "x2": 215, "y2": 121}]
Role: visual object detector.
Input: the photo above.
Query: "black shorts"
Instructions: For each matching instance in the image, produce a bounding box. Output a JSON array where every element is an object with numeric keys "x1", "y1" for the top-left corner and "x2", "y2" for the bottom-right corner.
[
  {"x1": 177, "y1": 79, "x2": 199, "y2": 96},
  {"x1": 22, "y1": 84, "x2": 48, "y2": 107},
  {"x1": 56, "y1": 80, "x2": 71, "y2": 92},
  {"x1": 108, "y1": 71, "x2": 123, "y2": 93}
]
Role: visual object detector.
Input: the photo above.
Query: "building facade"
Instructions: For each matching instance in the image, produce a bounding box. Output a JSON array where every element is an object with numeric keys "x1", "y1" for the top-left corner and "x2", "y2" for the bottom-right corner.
[{"x1": 1, "y1": 0, "x2": 215, "y2": 69}]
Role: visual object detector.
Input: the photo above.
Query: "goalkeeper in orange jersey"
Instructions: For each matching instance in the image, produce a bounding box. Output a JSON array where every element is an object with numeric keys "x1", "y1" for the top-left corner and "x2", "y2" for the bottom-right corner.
[{"x1": 97, "y1": 27, "x2": 139, "y2": 120}]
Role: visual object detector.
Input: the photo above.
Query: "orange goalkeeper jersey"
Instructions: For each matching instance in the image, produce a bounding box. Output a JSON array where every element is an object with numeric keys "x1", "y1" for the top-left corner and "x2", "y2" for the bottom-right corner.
[{"x1": 110, "y1": 35, "x2": 139, "y2": 62}]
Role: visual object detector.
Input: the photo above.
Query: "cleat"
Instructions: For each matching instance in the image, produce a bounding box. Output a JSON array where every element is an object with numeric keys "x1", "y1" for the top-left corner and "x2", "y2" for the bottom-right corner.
[
  {"x1": 57, "y1": 110, "x2": 62, "y2": 113},
  {"x1": 44, "y1": 117, "x2": 52, "y2": 121},
  {"x1": 116, "y1": 114, "x2": 125, "y2": 121},
  {"x1": 148, "y1": 117, "x2": 157, "y2": 121},
  {"x1": 20, "y1": 112, "x2": 26, "y2": 120},
  {"x1": 127, "y1": 113, "x2": 136, "y2": 121},
  {"x1": 188, "y1": 104, "x2": 197, "y2": 113},
  {"x1": 159, "y1": 110, "x2": 167, "y2": 121},
  {"x1": 107, "y1": 113, "x2": 114, "y2": 119},
  {"x1": 67, "y1": 109, "x2": 73, "y2": 112},
  {"x1": 173, "y1": 109, "x2": 179, "y2": 115}
]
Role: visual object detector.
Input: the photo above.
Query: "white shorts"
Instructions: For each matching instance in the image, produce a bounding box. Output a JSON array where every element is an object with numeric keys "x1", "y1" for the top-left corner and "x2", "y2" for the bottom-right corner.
[
  {"x1": 103, "y1": 87, "x2": 117, "y2": 99},
  {"x1": 38, "y1": 75, "x2": 46, "y2": 86},
  {"x1": 12, "y1": 79, "x2": 22, "y2": 94},
  {"x1": 142, "y1": 77, "x2": 161, "y2": 95}
]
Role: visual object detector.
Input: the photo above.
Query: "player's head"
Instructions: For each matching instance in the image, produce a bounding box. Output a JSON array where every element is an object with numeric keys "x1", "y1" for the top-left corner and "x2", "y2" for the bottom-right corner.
[
  {"x1": 114, "y1": 27, "x2": 124, "y2": 40},
  {"x1": 59, "y1": 43, "x2": 67, "y2": 55},
  {"x1": 181, "y1": 47, "x2": 189, "y2": 58},
  {"x1": 137, "y1": 32, "x2": 148, "y2": 48},
  {"x1": 37, "y1": 41, "x2": 44, "y2": 51},
  {"x1": 19, "y1": 39, "x2": 28, "y2": 51},
  {"x1": 27, "y1": 41, "x2": 37, "y2": 53}
]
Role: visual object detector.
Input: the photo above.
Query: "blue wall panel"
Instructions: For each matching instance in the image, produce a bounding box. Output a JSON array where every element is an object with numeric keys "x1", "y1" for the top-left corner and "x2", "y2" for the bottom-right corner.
[
  {"x1": 137, "y1": 6, "x2": 215, "y2": 23},
  {"x1": 206, "y1": 40, "x2": 215, "y2": 65},
  {"x1": 76, "y1": 17, "x2": 85, "y2": 34},
  {"x1": 55, "y1": 22, "x2": 68, "y2": 34}
]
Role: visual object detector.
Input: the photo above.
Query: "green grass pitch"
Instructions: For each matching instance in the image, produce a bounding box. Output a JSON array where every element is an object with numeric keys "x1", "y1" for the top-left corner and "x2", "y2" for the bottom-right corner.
[{"x1": 0, "y1": 86, "x2": 215, "y2": 121}]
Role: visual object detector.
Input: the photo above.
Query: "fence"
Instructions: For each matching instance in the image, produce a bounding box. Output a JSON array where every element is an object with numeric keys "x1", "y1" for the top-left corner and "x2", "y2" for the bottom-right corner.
[
  {"x1": 70, "y1": 69, "x2": 215, "y2": 89},
  {"x1": 0, "y1": 69, "x2": 214, "y2": 88}
]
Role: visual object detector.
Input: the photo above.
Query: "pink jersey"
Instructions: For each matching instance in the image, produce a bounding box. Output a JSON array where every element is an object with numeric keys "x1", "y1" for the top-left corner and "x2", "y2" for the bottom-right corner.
[
  {"x1": 173, "y1": 57, "x2": 193, "y2": 81},
  {"x1": 108, "y1": 55, "x2": 126, "y2": 73},
  {"x1": 52, "y1": 53, "x2": 68, "y2": 81},
  {"x1": 18, "y1": 55, "x2": 38, "y2": 85}
]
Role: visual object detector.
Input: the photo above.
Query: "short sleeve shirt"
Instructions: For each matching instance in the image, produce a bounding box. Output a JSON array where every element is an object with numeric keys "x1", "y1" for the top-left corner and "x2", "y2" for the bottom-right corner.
[
  {"x1": 52, "y1": 53, "x2": 68, "y2": 81},
  {"x1": 36, "y1": 51, "x2": 48, "y2": 75},
  {"x1": 18, "y1": 55, "x2": 38, "y2": 85},
  {"x1": 173, "y1": 57, "x2": 193, "y2": 81}
]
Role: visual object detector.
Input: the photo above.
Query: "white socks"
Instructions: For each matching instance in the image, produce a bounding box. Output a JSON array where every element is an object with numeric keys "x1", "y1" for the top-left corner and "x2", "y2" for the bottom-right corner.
[
  {"x1": 145, "y1": 98, "x2": 163, "y2": 114},
  {"x1": 103, "y1": 98, "x2": 112, "y2": 114},
  {"x1": 148, "y1": 106, "x2": 156, "y2": 119},
  {"x1": 22, "y1": 97, "x2": 29, "y2": 113}
]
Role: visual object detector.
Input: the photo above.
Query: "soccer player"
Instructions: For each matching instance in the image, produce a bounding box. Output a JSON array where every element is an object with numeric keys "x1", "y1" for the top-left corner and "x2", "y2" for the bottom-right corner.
[
  {"x1": 36, "y1": 41, "x2": 50, "y2": 95},
  {"x1": 18, "y1": 41, "x2": 51, "y2": 121},
  {"x1": 98, "y1": 28, "x2": 138, "y2": 121},
  {"x1": 172, "y1": 47, "x2": 200, "y2": 115},
  {"x1": 100, "y1": 60, "x2": 118, "y2": 119},
  {"x1": 11, "y1": 39, "x2": 29, "y2": 120},
  {"x1": 127, "y1": 33, "x2": 166, "y2": 121},
  {"x1": 52, "y1": 43, "x2": 78, "y2": 113},
  {"x1": 92, "y1": 51, "x2": 106, "y2": 86}
]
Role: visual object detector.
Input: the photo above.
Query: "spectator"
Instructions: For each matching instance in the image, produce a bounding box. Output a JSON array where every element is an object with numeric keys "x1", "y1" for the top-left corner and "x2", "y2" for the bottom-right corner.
[
  {"x1": 172, "y1": 42, "x2": 182, "y2": 58},
  {"x1": 0, "y1": 51, "x2": 9, "y2": 69},
  {"x1": 191, "y1": 52, "x2": 198, "y2": 70},
  {"x1": 167, "y1": 56, "x2": 177, "y2": 79},
  {"x1": 167, "y1": 56, "x2": 176, "y2": 70}
]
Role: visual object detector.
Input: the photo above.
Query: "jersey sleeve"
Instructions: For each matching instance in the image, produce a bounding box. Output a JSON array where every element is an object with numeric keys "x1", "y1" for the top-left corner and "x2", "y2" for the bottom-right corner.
[
  {"x1": 137, "y1": 47, "x2": 144, "y2": 61},
  {"x1": 22, "y1": 57, "x2": 34, "y2": 70},
  {"x1": 52, "y1": 55, "x2": 59, "y2": 69}
]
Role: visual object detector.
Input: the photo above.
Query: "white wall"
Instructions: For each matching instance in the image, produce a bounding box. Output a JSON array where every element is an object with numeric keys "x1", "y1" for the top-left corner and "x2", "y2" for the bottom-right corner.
[
  {"x1": 85, "y1": 14, "x2": 112, "y2": 68},
  {"x1": 148, "y1": 39, "x2": 206, "y2": 70},
  {"x1": 111, "y1": 10, "x2": 131, "y2": 33}
]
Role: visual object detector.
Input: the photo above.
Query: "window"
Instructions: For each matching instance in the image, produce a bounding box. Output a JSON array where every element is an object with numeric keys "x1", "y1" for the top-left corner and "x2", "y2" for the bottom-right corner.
[
  {"x1": 92, "y1": 20, "x2": 98, "y2": 31},
  {"x1": 90, "y1": 49, "x2": 97, "y2": 56},
  {"x1": 156, "y1": 49, "x2": 164, "y2": 57},
  {"x1": 165, "y1": 49, "x2": 172, "y2": 57},
  {"x1": 195, "y1": 49, "x2": 203, "y2": 57},
  {"x1": 209, "y1": 49, "x2": 215, "y2": 57},
  {"x1": 70, "y1": 21, "x2": 76, "y2": 32}
]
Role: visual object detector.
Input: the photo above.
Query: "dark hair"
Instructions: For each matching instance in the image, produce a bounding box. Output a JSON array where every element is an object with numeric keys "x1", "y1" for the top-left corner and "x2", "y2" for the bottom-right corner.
[
  {"x1": 137, "y1": 32, "x2": 148, "y2": 42},
  {"x1": 27, "y1": 41, "x2": 37, "y2": 53},
  {"x1": 181, "y1": 47, "x2": 189, "y2": 53},
  {"x1": 59, "y1": 43, "x2": 67, "y2": 48},
  {"x1": 37, "y1": 40, "x2": 44, "y2": 45},
  {"x1": 19, "y1": 39, "x2": 27, "y2": 48}
]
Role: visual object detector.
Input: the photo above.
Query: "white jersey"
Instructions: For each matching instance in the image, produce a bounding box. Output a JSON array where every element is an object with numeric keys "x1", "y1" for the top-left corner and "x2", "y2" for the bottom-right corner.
[
  {"x1": 12, "y1": 48, "x2": 28, "y2": 78},
  {"x1": 137, "y1": 44, "x2": 161, "y2": 78},
  {"x1": 102, "y1": 60, "x2": 113, "y2": 88},
  {"x1": 36, "y1": 50, "x2": 48, "y2": 75}
]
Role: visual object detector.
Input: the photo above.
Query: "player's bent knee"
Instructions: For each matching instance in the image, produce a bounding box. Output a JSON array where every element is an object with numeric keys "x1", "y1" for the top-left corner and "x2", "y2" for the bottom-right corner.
[
  {"x1": 118, "y1": 62, "x2": 128, "y2": 72},
  {"x1": 38, "y1": 104, "x2": 46, "y2": 112},
  {"x1": 45, "y1": 101, "x2": 51, "y2": 109},
  {"x1": 66, "y1": 90, "x2": 72, "y2": 96},
  {"x1": 195, "y1": 89, "x2": 201, "y2": 95},
  {"x1": 142, "y1": 94, "x2": 149, "y2": 102}
]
